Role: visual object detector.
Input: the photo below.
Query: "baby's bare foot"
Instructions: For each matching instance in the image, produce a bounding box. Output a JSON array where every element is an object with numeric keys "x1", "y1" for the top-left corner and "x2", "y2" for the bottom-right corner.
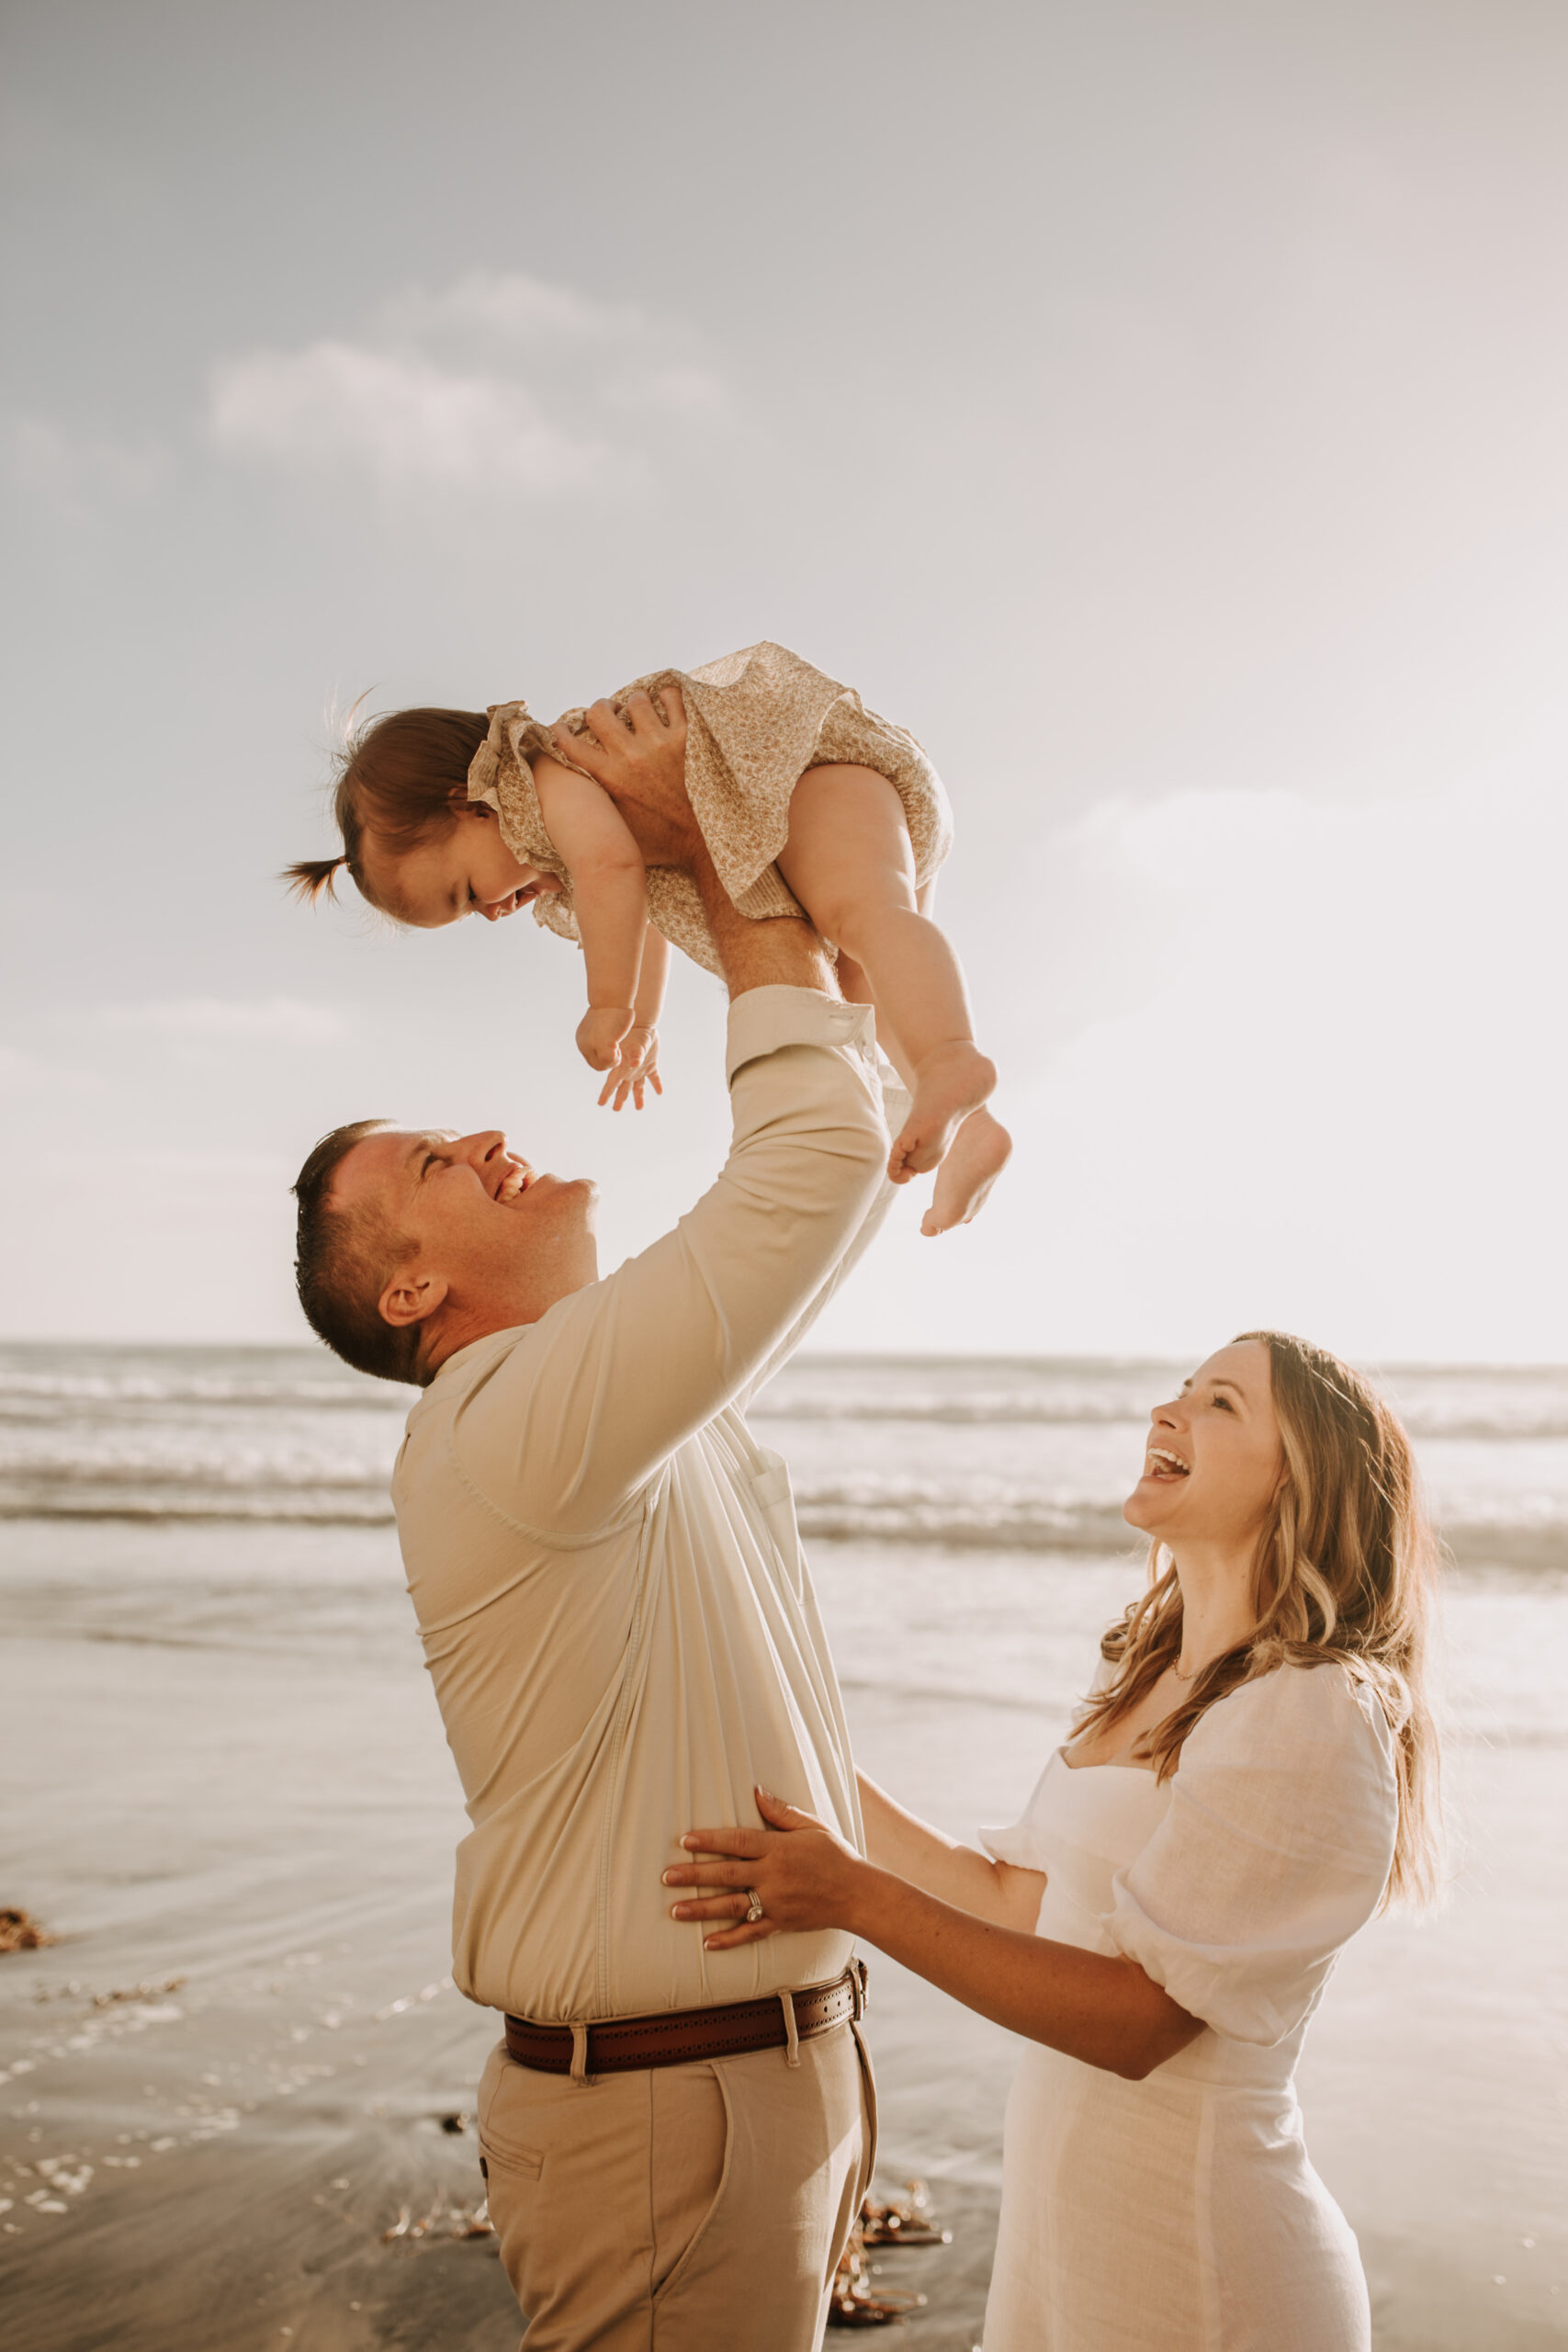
[
  {"x1": 921, "y1": 1108, "x2": 1012, "y2": 1236},
  {"x1": 888, "y1": 1043, "x2": 997, "y2": 1182}
]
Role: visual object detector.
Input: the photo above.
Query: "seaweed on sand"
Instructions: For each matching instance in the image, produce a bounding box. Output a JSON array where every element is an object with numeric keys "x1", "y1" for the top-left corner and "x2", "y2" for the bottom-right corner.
[
  {"x1": 0, "y1": 1907, "x2": 59, "y2": 1954},
  {"x1": 827, "y1": 2181, "x2": 950, "y2": 2328}
]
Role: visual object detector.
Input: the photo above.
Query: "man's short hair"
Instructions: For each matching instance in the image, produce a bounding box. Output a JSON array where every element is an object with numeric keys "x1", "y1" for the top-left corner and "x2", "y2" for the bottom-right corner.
[{"x1": 292, "y1": 1121, "x2": 423, "y2": 1385}]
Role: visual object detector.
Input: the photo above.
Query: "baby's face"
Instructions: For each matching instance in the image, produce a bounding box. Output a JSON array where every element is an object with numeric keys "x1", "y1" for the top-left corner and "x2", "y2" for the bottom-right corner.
[{"x1": 368, "y1": 806, "x2": 559, "y2": 929}]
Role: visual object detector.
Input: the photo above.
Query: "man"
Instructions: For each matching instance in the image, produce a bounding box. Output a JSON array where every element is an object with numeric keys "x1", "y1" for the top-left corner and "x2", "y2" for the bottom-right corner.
[{"x1": 290, "y1": 691, "x2": 904, "y2": 2349}]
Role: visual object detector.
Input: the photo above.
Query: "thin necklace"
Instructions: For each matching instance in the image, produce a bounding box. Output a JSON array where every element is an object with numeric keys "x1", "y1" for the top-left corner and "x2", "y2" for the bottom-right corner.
[{"x1": 1170, "y1": 1655, "x2": 1200, "y2": 1682}]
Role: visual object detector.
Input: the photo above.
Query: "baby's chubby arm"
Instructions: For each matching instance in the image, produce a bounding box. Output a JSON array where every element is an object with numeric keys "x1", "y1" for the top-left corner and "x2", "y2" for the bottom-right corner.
[
  {"x1": 633, "y1": 924, "x2": 671, "y2": 1030},
  {"x1": 598, "y1": 925, "x2": 671, "y2": 1112},
  {"x1": 532, "y1": 752, "x2": 650, "y2": 1072}
]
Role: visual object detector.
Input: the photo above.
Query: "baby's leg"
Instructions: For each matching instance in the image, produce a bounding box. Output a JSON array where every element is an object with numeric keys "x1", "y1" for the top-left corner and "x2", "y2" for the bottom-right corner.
[
  {"x1": 837, "y1": 931, "x2": 1012, "y2": 1235},
  {"x1": 777, "y1": 766, "x2": 1010, "y2": 1227}
]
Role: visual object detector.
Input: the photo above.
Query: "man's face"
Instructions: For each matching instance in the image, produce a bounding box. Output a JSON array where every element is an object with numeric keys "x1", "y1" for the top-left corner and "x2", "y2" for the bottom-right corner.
[{"x1": 329, "y1": 1126, "x2": 598, "y2": 1355}]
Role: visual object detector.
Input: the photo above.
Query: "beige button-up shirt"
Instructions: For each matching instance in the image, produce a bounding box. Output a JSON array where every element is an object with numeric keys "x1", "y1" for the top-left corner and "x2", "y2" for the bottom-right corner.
[{"x1": 391, "y1": 987, "x2": 898, "y2": 2023}]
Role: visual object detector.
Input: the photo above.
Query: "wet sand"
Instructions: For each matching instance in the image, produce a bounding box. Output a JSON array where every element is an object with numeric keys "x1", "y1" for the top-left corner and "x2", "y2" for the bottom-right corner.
[{"x1": 3, "y1": 1542, "x2": 1566, "y2": 2351}]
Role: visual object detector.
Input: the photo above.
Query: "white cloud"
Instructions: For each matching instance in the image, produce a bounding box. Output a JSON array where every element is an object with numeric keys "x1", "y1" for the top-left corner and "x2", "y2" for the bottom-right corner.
[
  {"x1": 209, "y1": 340, "x2": 615, "y2": 494},
  {"x1": 208, "y1": 268, "x2": 731, "y2": 496},
  {"x1": 99, "y1": 997, "x2": 352, "y2": 1043}
]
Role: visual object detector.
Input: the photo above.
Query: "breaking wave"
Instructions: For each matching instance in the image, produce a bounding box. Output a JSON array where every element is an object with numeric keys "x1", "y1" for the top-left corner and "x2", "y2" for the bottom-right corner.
[{"x1": 0, "y1": 1344, "x2": 1562, "y2": 1570}]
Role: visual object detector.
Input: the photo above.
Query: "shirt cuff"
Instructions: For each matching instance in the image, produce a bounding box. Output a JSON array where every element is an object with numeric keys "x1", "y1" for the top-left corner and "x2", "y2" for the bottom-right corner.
[{"x1": 724, "y1": 985, "x2": 877, "y2": 1087}]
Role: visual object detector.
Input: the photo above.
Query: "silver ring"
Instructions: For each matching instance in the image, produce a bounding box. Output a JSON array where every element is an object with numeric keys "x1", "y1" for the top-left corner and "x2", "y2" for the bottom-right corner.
[{"x1": 744, "y1": 1889, "x2": 765, "y2": 1925}]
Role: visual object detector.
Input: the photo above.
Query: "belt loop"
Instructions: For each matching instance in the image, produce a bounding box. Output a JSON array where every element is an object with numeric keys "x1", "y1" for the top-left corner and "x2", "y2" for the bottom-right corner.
[
  {"x1": 778, "y1": 1989, "x2": 801, "y2": 2068},
  {"x1": 569, "y1": 2021, "x2": 592, "y2": 2086},
  {"x1": 852, "y1": 1959, "x2": 868, "y2": 2019}
]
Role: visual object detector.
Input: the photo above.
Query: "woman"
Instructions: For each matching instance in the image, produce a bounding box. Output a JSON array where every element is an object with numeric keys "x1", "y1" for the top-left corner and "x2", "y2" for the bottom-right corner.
[{"x1": 663, "y1": 1331, "x2": 1441, "y2": 2349}]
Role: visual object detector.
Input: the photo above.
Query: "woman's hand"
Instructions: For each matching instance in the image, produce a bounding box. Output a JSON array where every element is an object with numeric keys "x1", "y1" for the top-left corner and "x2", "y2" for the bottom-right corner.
[
  {"x1": 598, "y1": 1024, "x2": 662, "y2": 1112},
  {"x1": 662, "y1": 1787, "x2": 868, "y2": 1951}
]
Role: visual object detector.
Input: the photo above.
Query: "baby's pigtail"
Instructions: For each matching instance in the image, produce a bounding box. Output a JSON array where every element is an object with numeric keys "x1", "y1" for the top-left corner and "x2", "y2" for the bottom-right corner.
[{"x1": 282, "y1": 855, "x2": 350, "y2": 905}]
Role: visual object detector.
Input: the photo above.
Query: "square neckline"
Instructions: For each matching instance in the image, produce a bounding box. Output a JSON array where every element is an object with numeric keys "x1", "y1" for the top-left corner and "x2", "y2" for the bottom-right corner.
[{"x1": 1055, "y1": 1743, "x2": 1160, "y2": 1776}]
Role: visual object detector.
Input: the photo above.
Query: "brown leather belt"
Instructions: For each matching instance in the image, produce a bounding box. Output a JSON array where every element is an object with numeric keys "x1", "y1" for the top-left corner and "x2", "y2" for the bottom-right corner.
[{"x1": 503, "y1": 1961, "x2": 867, "y2": 2076}]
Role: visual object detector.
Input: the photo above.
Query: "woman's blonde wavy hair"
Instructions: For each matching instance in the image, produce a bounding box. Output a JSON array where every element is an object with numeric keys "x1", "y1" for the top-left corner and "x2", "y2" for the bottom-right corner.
[{"x1": 1074, "y1": 1330, "x2": 1442, "y2": 1909}]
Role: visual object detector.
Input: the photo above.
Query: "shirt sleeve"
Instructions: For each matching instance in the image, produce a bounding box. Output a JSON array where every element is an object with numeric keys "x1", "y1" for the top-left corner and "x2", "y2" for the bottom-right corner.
[
  {"x1": 1103, "y1": 1662, "x2": 1398, "y2": 2046},
  {"x1": 729, "y1": 1062, "x2": 908, "y2": 1418},
  {"x1": 450, "y1": 987, "x2": 889, "y2": 1539}
]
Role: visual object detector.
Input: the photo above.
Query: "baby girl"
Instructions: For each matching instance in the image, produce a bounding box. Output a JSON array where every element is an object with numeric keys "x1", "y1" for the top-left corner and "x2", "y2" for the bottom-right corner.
[{"x1": 288, "y1": 640, "x2": 1010, "y2": 1235}]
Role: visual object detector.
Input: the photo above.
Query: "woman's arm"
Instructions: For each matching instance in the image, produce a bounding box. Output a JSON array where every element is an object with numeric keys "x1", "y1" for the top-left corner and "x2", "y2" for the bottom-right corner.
[
  {"x1": 533, "y1": 752, "x2": 650, "y2": 1071},
  {"x1": 858, "y1": 1771, "x2": 1043, "y2": 1931},
  {"x1": 664, "y1": 1790, "x2": 1204, "y2": 2083}
]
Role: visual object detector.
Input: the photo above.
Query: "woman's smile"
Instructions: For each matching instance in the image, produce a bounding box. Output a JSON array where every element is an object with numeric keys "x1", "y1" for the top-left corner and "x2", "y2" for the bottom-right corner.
[{"x1": 1122, "y1": 1340, "x2": 1286, "y2": 1559}]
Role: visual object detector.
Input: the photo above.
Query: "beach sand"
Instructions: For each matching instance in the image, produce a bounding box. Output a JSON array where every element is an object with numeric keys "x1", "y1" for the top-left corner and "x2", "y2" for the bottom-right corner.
[{"x1": 3, "y1": 1528, "x2": 1565, "y2": 2351}]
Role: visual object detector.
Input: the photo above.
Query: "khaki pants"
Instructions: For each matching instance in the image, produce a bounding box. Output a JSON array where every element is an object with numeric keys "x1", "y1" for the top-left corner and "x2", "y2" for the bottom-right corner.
[{"x1": 476, "y1": 2017, "x2": 876, "y2": 2351}]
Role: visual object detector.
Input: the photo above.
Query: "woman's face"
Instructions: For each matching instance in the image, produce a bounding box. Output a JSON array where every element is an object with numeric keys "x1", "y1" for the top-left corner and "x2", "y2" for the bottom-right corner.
[{"x1": 1123, "y1": 1340, "x2": 1285, "y2": 1560}]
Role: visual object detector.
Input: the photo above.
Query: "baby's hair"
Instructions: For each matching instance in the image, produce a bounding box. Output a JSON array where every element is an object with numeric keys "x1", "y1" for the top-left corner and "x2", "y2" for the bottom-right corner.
[{"x1": 283, "y1": 705, "x2": 491, "y2": 912}]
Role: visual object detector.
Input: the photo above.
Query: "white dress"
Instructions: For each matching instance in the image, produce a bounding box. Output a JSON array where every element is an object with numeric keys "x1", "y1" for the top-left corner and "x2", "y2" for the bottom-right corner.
[{"x1": 980, "y1": 1661, "x2": 1398, "y2": 2352}]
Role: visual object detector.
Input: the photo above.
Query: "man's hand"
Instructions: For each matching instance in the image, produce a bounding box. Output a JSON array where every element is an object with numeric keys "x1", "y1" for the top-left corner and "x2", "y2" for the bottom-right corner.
[
  {"x1": 552, "y1": 686, "x2": 697, "y2": 867},
  {"x1": 558, "y1": 680, "x2": 834, "y2": 1004}
]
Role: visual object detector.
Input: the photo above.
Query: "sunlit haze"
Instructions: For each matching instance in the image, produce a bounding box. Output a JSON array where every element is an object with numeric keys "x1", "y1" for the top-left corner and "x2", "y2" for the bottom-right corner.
[{"x1": 4, "y1": 1, "x2": 1565, "y2": 1361}]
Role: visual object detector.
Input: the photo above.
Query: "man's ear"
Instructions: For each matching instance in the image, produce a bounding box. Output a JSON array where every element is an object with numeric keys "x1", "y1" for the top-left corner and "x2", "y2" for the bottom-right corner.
[{"x1": 379, "y1": 1268, "x2": 450, "y2": 1330}]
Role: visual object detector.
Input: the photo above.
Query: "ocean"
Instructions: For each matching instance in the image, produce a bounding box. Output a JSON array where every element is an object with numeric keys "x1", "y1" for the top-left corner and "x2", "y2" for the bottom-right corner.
[
  {"x1": 3, "y1": 1342, "x2": 1565, "y2": 2349},
  {"x1": 7, "y1": 1343, "x2": 1568, "y2": 1564}
]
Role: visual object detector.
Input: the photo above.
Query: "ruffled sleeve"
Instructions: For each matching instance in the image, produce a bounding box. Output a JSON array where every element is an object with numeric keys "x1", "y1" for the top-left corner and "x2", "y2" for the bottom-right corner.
[
  {"x1": 468, "y1": 701, "x2": 582, "y2": 952},
  {"x1": 1103, "y1": 1662, "x2": 1397, "y2": 2046}
]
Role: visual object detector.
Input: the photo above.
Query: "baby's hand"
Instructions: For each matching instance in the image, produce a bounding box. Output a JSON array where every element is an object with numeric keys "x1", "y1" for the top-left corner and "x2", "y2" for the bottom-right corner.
[
  {"x1": 577, "y1": 1005, "x2": 635, "y2": 1072},
  {"x1": 598, "y1": 1025, "x2": 663, "y2": 1114}
]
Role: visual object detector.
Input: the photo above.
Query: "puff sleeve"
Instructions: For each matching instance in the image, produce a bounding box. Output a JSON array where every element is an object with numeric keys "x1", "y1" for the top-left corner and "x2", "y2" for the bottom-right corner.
[{"x1": 1103, "y1": 1663, "x2": 1397, "y2": 2047}]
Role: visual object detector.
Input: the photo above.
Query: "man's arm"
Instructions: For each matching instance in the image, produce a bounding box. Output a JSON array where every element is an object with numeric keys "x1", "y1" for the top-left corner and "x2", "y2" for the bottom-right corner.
[
  {"x1": 452, "y1": 773, "x2": 886, "y2": 1536},
  {"x1": 457, "y1": 989, "x2": 885, "y2": 1534},
  {"x1": 692, "y1": 841, "x2": 836, "y2": 1002},
  {"x1": 728, "y1": 1059, "x2": 908, "y2": 1415}
]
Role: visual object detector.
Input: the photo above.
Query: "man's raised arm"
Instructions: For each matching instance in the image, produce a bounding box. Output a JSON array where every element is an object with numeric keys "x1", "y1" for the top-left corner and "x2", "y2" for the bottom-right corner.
[
  {"x1": 693, "y1": 842, "x2": 838, "y2": 1003},
  {"x1": 454, "y1": 788, "x2": 889, "y2": 1539}
]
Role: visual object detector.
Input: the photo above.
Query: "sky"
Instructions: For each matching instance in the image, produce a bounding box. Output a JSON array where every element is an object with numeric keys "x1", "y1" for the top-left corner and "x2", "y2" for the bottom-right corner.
[{"x1": 2, "y1": 0, "x2": 1565, "y2": 1363}]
